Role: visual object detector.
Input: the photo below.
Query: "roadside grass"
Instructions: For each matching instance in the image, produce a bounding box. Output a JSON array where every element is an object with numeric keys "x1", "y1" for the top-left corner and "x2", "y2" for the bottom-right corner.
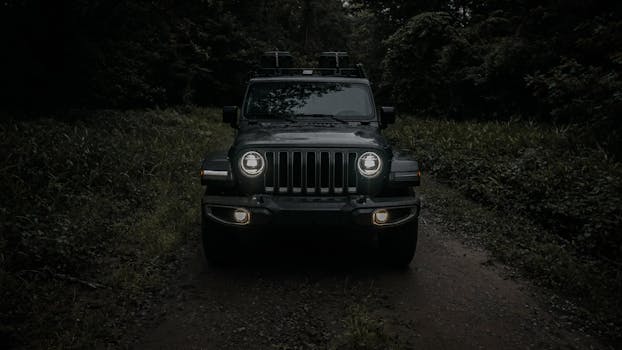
[
  {"x1": 386, "y1": 117, "x2": 622, "y2": 342},
  {"x1": 0, "y1": 107, "x2": 232, "y2": 348},
  {"x1": 331, "y1": 305, "x2": 404, "y2": 350},
  {"x1": 3, "y1": 108, "x2": 620, "y2": 347}
]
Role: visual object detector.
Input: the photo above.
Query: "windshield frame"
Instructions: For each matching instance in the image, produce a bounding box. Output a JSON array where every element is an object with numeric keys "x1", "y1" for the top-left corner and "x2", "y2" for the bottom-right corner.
[{"x1": 241, "y1": 80, "x2": 377, "y2": 122}]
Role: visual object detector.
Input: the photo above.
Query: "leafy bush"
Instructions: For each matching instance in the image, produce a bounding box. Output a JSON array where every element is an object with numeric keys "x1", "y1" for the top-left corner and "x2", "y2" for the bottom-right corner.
[
  {"x1": 0, "y1": 108, "x2": 231, "y2": 348},
  {"x1": 2, "y1": 0, "x2": 353, "y2": 110},
  {"x1": 388, "y1": 117, "x2": 622, "y2": 337},
  {"x1": 391, "y1": 118, "x2": 622, "y2": 259},
  {"x1": 380, "y1": 5, "x2": 622, "y2": 158},
  {"x1": 382, "y1": 12, "x2": 468, "y2": 116},
  {"x1": 526, "y1": 58, "x2": 622, "y2": 157}
]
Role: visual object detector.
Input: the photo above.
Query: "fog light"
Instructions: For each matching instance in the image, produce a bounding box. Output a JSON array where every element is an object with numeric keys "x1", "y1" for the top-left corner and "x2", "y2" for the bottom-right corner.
[
  {"x1": 233, "y1": 208, "x2": 250, "y2": 224},
  {"x1": 372, "y1": 209, "x2": 389, "y2": 225}
]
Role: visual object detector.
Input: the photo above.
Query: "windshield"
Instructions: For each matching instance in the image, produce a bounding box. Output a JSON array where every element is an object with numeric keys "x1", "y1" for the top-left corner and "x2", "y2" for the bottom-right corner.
[{"x1": 244, "y1": 81, "x2": 374, "y2": 120}]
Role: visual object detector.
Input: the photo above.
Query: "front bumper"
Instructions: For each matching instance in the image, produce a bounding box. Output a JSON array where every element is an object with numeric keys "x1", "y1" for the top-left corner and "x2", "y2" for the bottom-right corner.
[{"x1": 202, "y1": 194, "x2": 420, "y2": 228}]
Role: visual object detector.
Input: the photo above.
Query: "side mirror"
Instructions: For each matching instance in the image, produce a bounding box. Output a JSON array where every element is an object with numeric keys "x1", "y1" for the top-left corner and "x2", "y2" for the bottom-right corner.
[
  {"x1": 223, "y1": 106, "x2": 238, "y2": 128},
  {"x1": 380, "y1": 106, "x2": 396, "y2": 127}
]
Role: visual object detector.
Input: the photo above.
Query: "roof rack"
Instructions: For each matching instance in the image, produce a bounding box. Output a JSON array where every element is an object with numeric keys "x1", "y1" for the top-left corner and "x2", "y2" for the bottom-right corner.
[
  {"x1": 319, "y1": 52, "x2": 349, "y2": 68},
  {"x1": 254, "y1": 51, "x2": 368, "y2": 79},
  {"x1": 254, "y1": 65, "x2": 367, "y2": 79},
  {"x1": 261, "y1": 51, "x2": 294, "y2": 68}
]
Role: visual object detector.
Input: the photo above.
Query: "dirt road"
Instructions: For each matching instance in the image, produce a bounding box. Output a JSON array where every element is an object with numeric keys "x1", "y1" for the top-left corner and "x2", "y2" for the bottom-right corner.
[{"x1": 135, "y1": 186, "x2": 601, "y2": 349}]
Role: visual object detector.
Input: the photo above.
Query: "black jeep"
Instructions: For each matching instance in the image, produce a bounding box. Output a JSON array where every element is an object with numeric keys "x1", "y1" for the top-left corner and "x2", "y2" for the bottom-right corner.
[{"x1": 200, "y1": 52, "x2": 421, "y2": 266}]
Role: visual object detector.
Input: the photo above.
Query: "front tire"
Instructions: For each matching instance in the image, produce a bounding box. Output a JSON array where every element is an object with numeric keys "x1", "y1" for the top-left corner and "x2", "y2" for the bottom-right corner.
[
  {"x1": 378, "y1": 219, "x2": 418, "y2": 267},
  {"x1": 201, "y1": 210, "x2": 233, "y2": 265}
]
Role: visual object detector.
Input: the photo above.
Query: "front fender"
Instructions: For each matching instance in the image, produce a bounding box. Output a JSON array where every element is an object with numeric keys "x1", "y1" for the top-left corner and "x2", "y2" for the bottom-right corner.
[
  {"x1": 389, "y1": 150, "x2": 420, "y2": 187},
  {"x1": 200, "y1": 150, "x2": 235, "y2": 188}
]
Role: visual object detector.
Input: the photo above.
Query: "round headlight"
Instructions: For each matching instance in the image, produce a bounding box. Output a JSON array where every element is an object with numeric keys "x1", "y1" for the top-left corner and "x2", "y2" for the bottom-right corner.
[
  {"x1": 239, "y1": 151, "x2": 265, "y2": 177},
  {"x1": 357, "y1": 152, "x2": 382, "y2": 178}
]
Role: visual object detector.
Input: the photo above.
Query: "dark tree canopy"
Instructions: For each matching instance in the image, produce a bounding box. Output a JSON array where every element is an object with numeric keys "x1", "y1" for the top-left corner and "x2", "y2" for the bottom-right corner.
[
  {"x1": 1, "y1": 0, "x2": 621, "y2": 154},
  {"x1": 0, "y1": 0, "x2": 351, "y2": 109}
]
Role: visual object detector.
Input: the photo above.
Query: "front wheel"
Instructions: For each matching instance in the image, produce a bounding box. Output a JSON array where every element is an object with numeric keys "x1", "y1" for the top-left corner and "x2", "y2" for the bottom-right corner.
[
  {"x1": 201, "y1": 211, "x2": 234, "y2": 265},
  {"x1": 378, "y1": 219, "x2": 418, "y2": 267}
]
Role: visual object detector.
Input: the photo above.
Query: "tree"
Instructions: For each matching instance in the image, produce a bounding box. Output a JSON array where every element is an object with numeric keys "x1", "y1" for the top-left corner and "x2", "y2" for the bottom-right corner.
[{"x1": 349, "y1": 0, "x2": 448, "y2": 31}]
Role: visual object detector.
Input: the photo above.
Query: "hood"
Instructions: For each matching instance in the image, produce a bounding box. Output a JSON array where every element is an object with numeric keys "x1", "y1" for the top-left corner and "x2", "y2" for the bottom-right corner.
[{"x1": 232, "y1": 125, "x2": 390, "y2": 151}]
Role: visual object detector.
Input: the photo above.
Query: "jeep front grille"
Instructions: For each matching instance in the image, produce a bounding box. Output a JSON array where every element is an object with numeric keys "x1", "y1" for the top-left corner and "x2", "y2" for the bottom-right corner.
[{"x1": 263, "y1": 151, "x2": 358, "y2": 195}]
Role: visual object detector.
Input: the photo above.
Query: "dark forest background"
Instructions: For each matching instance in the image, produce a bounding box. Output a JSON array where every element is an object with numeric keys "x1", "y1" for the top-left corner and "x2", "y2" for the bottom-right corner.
[
  {"x1": 2, "y1": 1, "x2": 622, "y2": 348},
  {"x1": 2, "y1": 0, "x2": 621, "y2": 156}
]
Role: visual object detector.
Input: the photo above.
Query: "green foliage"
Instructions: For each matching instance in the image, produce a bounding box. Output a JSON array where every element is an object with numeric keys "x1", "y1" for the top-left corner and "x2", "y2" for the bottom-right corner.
[
  {"x1": 382, "y1": 12, "x2": 469, "y2": 115},
  {"x1": 391, "y1": 117, "x2": 622, "y2": 259},
  {"x1": 387, "y1": 117, "x2": 622, "y2": 339},
  {"x1": 417, "y1": 174, "x2": 622, "y2": 342},
  {"x1": 381, "y1": 9, "x2": 543, "y2": 119},
  {"x1": 346, "y1": 9, "x2": 386, "y2": 90},
  {"x1": 1, "y1": 0, "x2": 352, "y2": 110},
  {"x1": 349, "y1": 0, "x2": 449, "y2": 31},
  {"x1": 331, "y1": 305, "x2": 402, "y2": 350},
  {"x1": 370, "y1": 1, "x2": 622, "y2": 156},
  {"x1": 526, "y1": 58, "x2": 622, "y2": 156},
  {"x1": 0, "y1": 108, "x2": 232, "y2": 348}
]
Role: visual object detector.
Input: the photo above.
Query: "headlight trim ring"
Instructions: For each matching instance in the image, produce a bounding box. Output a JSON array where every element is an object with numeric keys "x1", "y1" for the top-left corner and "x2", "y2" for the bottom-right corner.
[
  {"x1": 239, "y1": 151, "x2": 265, "y2": 177},
  {"x1": 357, "y1": 151, "x2": 382, "y2": 178}
]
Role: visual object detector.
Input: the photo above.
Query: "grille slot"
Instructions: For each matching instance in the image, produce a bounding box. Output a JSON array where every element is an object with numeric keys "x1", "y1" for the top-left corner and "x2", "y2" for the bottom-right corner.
[
  {"x1": 306, "y1": 152, "x2": 316, "y2": 189},
  {"x1": 278, "y1": 152, "x2": 288, "y2": 192},
  {"x1": 265, "y1": 152, "x2": 275, "y2": 190},
  {"x1": 264, "y1": 150, "x2": 357, "y2": 195}
]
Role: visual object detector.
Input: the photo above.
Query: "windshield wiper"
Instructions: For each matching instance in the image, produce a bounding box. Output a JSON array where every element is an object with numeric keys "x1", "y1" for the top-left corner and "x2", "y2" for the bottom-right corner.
[{"x1": 300, "y1": 114, "x2": 349, "y2": 124}]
